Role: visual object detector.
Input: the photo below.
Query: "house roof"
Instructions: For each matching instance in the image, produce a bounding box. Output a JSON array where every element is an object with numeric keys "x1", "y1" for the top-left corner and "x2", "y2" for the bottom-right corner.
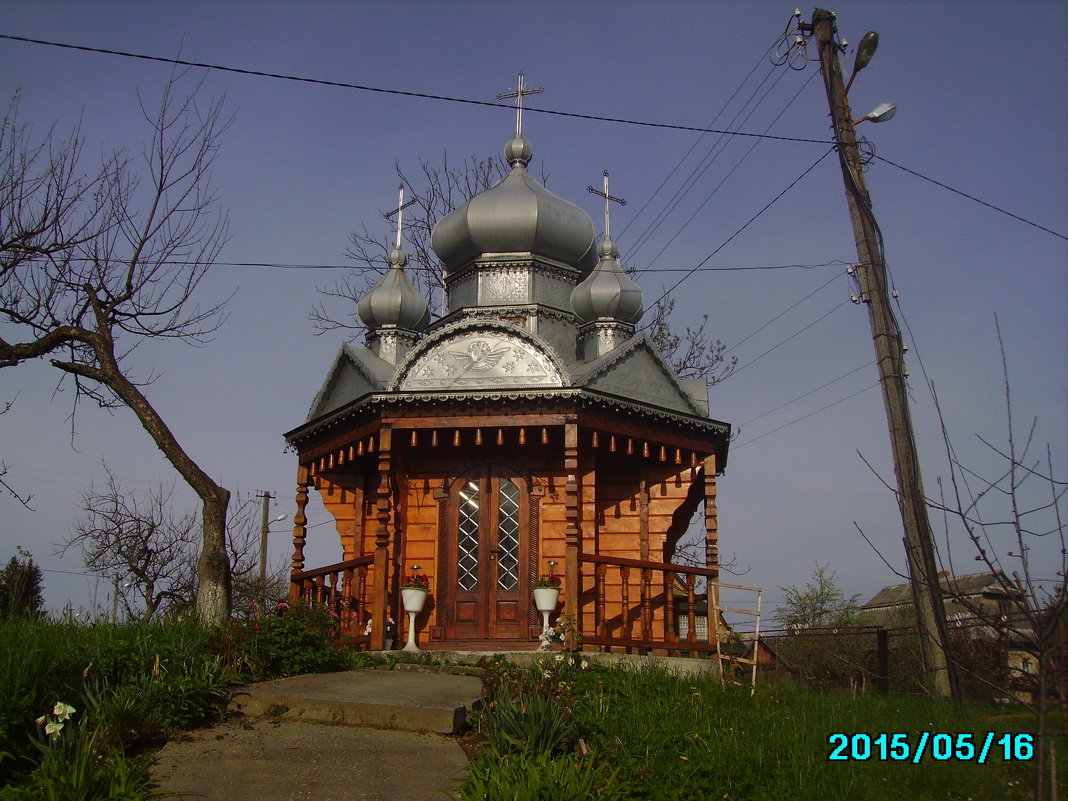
[{"x1": 863, "y1": 572, "x2": 1019, "y2": 610}]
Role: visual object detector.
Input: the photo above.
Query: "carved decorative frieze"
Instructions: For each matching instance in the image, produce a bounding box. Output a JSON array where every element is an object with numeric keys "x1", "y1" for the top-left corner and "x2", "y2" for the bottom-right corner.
[
  {"x1": 479, "y1": 268, "x2": 530, "y2": 305},
  {"x1": 397, "y1": 327, "x2": 565, "y2": 391}
]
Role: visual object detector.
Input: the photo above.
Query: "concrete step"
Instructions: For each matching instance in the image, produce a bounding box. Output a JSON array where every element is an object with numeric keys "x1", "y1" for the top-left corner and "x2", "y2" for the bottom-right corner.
[{"x1": 228, "y1": 669, "x2": 483, "y2": 734}]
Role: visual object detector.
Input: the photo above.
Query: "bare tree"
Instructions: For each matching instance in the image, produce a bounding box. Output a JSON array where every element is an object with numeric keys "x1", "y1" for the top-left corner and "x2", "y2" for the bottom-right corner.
[
  {"x1": 310, "y1": 152, "x2": 502, "y2": 332},
  {"x1": 643, "y1": 298, "x2": 737, "y2": 385},
  {"x1": 0, "y1": 71, "x2": 235, "y2": 624},
  {"x1": 859, "y1": 321, "x2": 1066, "y2": 798},
  {"x1": 925, "y1": 322, "x2": 1066, "y2": 800},
  {"x1": 0, "y1": 398, "x2": 33, "y2": 509},
  {"x1": 64, "y1": 464, "x2": 198, "y2": 622},
  {"x1": 64, "y1": 466, "x2": 287, "y2": 622},
  {"x1": 311, "y1": 151, "x2": 737, "y2": 387},
  {"x1": 223, "y1": 489, "x2": 290, "y2": 613}
]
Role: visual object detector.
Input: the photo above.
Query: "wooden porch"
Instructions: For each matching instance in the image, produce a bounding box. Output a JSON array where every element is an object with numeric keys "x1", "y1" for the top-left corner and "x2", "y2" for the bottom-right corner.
[
  {"x1": 283, "y1": 373, "x2": 742, "y2": 663},
  {"x1": 291, "y1": 550, "x2": 762, "y2": 663}
]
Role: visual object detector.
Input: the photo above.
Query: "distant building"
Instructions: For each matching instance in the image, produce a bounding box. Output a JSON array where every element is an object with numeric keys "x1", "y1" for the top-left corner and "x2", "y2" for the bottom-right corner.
[
  {"x1": 861, "y1": 571, "x2": 1024, "y2": 627},
  {"x1": 862, "y1": 571, "x2": 1040, "y2": 701}
]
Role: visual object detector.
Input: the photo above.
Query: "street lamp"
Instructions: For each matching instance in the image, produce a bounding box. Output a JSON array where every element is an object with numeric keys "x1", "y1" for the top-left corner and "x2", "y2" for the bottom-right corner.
[
  {"x1": 844, "y1": 30, "x2": 879, "y2": 96},
  {"x1": 260, "y1": 508, "x2": 287, "y2": 609},
  {"x1": 854, "y1": 102, "x2": 897, "y2": 125}
]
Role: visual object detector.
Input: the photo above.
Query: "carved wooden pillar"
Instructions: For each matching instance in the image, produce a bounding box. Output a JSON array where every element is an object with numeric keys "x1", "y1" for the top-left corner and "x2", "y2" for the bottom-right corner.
[
  {"x1": 370, "y1": 425, "x2": 393, "y2": 650},
  {"x1": 289, "y1": 465, "x2": 310, "y2": 601},
  {"x1": 638, "y1": 473, "x2": 650, "y2": 561},
  {"x1": 703, "y1": 455, "x2": 720, "y2": 633},
  {"x1": 563, "y1": 421, "x2": 581, "y2": 639}
]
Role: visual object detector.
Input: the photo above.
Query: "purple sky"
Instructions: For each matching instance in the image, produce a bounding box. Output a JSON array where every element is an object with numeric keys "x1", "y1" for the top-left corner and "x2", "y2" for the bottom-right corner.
[{"x1": 1, "y1": 1, "x2": 1065, "y2": 622}]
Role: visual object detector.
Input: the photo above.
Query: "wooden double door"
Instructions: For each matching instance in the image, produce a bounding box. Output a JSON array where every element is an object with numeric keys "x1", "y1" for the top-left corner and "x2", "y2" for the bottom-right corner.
[{"x1": 445, "y1": 466, "x2": 532, "y2": 639}]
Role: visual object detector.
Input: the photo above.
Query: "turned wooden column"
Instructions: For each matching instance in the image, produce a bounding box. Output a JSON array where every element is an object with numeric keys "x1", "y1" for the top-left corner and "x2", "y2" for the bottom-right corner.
[
  {"x1": 563, "y1": 421, "x2": 581, "y2": 639},
  {"x1": 370, "y1": 425, "x2": 393, "y2": 650},
  {"x1": 703, "y1": 455, "x2": 720, "y2": 633},
  {"x1": 638, "y1": 473, "x2": 650, "y2": 561},
  {"x1": 288, "y1": 464, "x2": 310, "y2": 601}
]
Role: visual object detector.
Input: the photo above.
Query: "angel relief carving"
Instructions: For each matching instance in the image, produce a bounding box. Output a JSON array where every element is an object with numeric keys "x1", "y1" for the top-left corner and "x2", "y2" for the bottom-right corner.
[
  {"x1": 397, "y1": 330, "x2": 564, "y2": 390},
  {"x1": 451, "y1": 340, "x2": 510, "y2": 372}
]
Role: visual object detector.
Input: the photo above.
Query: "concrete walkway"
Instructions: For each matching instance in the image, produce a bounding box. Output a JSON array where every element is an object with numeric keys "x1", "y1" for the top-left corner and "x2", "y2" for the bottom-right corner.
[
  {"x1": 152, "y1": 652, "x2": 716, "y2": 800},
  {"x1": 152, "y1": 668, "x2": 483, "y2": 801}
]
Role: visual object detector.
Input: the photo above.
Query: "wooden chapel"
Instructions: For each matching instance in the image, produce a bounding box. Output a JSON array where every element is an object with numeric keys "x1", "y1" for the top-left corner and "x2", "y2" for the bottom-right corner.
[{"x1": 284, "y1": 127, "x2": 731, "y2": 653}]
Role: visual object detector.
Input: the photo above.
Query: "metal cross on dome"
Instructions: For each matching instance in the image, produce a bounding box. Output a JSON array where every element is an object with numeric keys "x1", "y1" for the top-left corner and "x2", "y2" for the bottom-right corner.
[
  {"x1": 383, "y1": 184, "x2": 417, "y2": 250},
  {"x1": 587, "y1": 170, "x2": 627, "y2": 240},
  {"x1": 497, "y1": 72, "x2": 544, "y2": 138}
]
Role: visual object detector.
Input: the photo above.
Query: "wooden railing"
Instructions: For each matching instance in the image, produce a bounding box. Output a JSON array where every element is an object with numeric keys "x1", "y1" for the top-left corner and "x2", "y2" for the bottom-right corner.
[
  {"x1": 291, "y1": 556, "x2": 374, "y2": 642},
  {"x1": 580, "y1": 553, "x2": 721, "y2": 656}
]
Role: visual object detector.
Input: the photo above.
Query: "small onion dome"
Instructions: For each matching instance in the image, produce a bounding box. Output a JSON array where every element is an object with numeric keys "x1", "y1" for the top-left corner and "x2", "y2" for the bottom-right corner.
[
  {"x1": 356, "y1": 248, "x2": 431, "y2": 332},
  {"x1": 431, "y1": 137, "x2": 597, "y2": 276},
  {"x1": 570, "y1": 238, "x2": 644, "y2": 325}
]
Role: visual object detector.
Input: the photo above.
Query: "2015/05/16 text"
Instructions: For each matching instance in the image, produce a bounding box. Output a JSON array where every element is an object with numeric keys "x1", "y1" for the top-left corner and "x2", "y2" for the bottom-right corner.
[{"x1": 827, "y1": 732, "x2": 1033, "y2": 764}]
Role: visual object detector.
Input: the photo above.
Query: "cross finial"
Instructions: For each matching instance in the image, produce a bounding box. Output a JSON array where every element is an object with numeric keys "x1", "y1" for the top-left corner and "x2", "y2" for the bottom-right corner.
[
  {"x1": 587, "y1": 169, "x2": 627, "y2": 240},
  {"x1": 384, "y1": 184, "x2": 417, "y2": 251},
  {"x1": 497, "y1": 72, "x2": 544, "y2": 138}
]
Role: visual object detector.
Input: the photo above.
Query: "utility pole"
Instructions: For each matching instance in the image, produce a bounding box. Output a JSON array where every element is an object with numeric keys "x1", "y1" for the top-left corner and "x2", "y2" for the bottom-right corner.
[
  {"x1": 804, "y1": 9, "x2": 957, "y2": 698},
  {"x1": 258, "y1": 491, "x2": 274, "y2": 611}
]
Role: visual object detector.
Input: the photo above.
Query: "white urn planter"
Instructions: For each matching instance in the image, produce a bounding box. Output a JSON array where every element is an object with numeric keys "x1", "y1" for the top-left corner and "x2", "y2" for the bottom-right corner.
[
  {"x1": 533, "y1": 587, "x2": 560, "y2": 649},
  {"x1": 401, "y1": 588, "x2": 428, "y2": 651}
]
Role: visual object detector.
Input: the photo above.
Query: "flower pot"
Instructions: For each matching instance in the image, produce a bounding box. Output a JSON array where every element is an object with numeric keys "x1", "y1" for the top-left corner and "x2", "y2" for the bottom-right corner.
[
  {"x1": 533, "y1": 587, "x2": 560, "y2": 650},
  {"x1": 401, "y1": 589, "x2": 428, "y2": 652},
  {"x1": 402, "y1": 588, "x2": 428, "y2": 613},
  {"x1": 533, "y1": 587, "x2": 559, "y2": 612}
]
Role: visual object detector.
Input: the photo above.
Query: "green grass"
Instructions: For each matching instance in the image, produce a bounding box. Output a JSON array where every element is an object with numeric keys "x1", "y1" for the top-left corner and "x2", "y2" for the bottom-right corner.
[
  {"x1": 0, "y1": 603, "x2": 384, "y2": 797},
  {"x1": 459, "y1": 656, "x2": 1064, "y2": 801}
]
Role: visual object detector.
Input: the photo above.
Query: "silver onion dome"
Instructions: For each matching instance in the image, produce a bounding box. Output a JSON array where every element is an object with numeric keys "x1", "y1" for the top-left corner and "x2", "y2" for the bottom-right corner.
[
  {"x1": 431, "y1": 137, "x2": 597, "y2": 276},
  {"x1": 356, "y1": 248, "x2": 431, "y2": 332},
  {"x1": 570, "y1": 238, "x2": 643, "y2": 325}
]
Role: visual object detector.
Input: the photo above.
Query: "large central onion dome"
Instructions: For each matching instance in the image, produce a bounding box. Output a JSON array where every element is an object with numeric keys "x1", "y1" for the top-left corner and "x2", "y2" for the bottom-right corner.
[{"x1": 431, "y1": 136, "x2": 597, "y2": 276}]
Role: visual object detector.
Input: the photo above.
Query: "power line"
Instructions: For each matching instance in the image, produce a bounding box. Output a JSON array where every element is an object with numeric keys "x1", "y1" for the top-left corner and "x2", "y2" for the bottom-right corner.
[
  {"x1": 620, "y1": 45, "x2": 780, "y2": 242},
  {"x1": 0, "y1": 33, "x2": 831, "y2": 146},
  {"x1": 634, "y1": 70, "x2": 821, "y2": 268},
  {"x1": 621, "y1": 9, "x2": 809, "y2": 245},
  {"x1": 726, "y1": 298, "x2": 851, "y2": 379},
  {"x1": 627, "y1": 56, "x2": 797, "y2": 259},
  {"x1": 738, "y1": 360, "x2": 876, "y2": 428},
  {"x1": 47, "y1": 256, "x2": 848, "y2": 273},
  {"x1": 724, "y1": 270, "x2": 844, "y2": 354},
  {"x1": 733, "y1": 382, "x2": 881, "y2": 450},
  {"x1": 873, "y1": 155, "x2": 1068, "y2": 242},
  {"x1": 646, "y1": 147, "x2": 836, "y2": 310},
  {"x1": 2, "y1": 35, "x2": 1056, "y2": 245}
]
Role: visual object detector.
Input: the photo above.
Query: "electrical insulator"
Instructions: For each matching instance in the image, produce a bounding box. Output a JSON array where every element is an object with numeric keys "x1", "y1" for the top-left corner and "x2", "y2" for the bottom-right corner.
[
  {"x1": 846, "y1": 266, "x2": 854, "y2": 275},
  {"x1": 902, "y1": 343, "x2": 909, "y2": 352},
  {"x1": 850, "y1": 295, "x2": 859, "y2": 303},
  {"x1": 892, "y1": 289, "x2": 899, "y2": 298}
]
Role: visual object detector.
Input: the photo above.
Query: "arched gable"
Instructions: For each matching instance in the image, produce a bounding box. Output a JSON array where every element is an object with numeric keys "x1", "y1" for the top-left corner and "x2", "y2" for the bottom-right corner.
[{"x1": 390, "y1": 320, "x2": 568, "y2": 392}]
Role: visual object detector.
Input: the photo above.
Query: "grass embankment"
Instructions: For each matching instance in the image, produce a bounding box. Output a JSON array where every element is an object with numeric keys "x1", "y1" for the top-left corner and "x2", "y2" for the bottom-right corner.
[
  {"x1": 461, "y1": 654, "x2": 1060, "y2": 801},
  {"x1": 1, "y1": 614, "x2": 1060, "y2": 801},
  {"x1": 0, "y1": 604, "x2": 373, "y2": 800}
]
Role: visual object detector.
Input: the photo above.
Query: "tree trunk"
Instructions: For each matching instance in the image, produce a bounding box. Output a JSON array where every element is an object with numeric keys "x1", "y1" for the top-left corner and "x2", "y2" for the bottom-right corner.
[
  {"x1": 196, "y1": 489, "x2": 232, "y2": 626},
  {"x1": 50, "y1": 328, "x2": 234, "y2": 625}
]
